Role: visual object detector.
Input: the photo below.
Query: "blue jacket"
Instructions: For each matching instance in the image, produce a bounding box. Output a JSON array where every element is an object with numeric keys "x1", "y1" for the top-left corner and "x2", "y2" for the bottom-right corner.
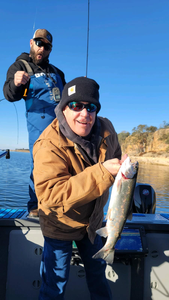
[{"x1": 3, "y1": 52, "x2": 66, "y2": 156}]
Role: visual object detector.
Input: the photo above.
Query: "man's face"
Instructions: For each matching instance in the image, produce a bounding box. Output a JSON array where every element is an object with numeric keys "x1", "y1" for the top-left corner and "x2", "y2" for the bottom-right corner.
[
  {"x1": 30, "y1": 39, "x2": 52, "y2": 64},
  {"x1": 63, "y1": 102, "x2": 96, "y2": 137}
]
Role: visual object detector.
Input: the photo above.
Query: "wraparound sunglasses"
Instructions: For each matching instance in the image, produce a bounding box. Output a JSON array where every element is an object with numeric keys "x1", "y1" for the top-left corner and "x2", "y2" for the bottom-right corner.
[
  {"x1": 67, "y1": 102, "x2": 97, "y2": 112},
  {"x1": 34, "y1": 39, "x2": 52, "y2": 51}
]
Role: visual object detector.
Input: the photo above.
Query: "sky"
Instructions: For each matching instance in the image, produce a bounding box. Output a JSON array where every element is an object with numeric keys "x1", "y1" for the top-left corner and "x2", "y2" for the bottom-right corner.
[{"x1": 0, "y1": 0, "x2": 169, "y2": 150}]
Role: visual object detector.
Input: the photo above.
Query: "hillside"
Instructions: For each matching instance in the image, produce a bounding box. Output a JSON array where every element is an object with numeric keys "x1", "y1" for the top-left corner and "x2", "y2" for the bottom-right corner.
[{"x1": 118, "y1": 127, "x2": 169, "y2": 166}]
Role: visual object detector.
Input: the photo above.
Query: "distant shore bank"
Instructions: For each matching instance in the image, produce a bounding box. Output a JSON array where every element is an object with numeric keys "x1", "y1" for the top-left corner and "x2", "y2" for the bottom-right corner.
[
  {"x1": 10, "y1": 150, "x2": 169, "y2": 166},
  {"x1": 11, "y1": 149, "x2": 30, "y2": 153},
  {"x1": 130, "y1": 155, "x2": 169, "y2": 166}
]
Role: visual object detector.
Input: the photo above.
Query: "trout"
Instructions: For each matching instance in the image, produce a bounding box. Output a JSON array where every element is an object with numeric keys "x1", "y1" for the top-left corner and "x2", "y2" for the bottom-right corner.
[{"x1": 93, "y1": 156, "x2": 139, "y2": 264}]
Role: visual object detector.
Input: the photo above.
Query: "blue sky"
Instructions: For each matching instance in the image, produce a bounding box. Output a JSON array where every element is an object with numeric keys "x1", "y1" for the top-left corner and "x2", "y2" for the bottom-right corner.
[{"x1": 0, "y1": 0, "x2": 169, "y2": 150}]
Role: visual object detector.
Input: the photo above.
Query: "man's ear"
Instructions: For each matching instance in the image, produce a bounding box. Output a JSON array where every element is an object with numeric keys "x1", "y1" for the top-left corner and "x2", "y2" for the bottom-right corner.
[
  {"x1": 62, "y1": 106, "x2": 67, "y2": 117},
  {"x1": 30, "y1": 39, "x2": 33, "y2": 47}
]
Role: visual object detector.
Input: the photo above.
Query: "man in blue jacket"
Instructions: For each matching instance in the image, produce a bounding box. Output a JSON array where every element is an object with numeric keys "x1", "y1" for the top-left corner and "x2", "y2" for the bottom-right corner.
[{"x1": 3, "y1": 29, "x2": 66, "y2": 216}]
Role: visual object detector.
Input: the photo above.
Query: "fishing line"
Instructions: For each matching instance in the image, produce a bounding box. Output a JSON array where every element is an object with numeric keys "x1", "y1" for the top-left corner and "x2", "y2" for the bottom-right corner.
[
  {"x1": 86, "y1": 0, "x2": 90, "y2": 77},
  {"x1": 12, "y1": 102, "x2": 19, "y2": 145},
  {"x1": 0, "y1": 99, "x2": 19, "y2": 145},
  {"x1": 0, "y1": 146, "x2": 10, "y2": 206},
  {"x1": 3, "y1": 159, "x2": 9, "y2": 206},
  {"x1": 32, "y1": 1, "x2": 38, "y2": 33}
]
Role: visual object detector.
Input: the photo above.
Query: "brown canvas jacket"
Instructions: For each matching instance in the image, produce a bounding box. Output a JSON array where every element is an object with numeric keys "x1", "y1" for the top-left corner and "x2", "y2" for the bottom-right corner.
[{"x1": 33, "y1": 116, "x2": 121, "y2": 243}]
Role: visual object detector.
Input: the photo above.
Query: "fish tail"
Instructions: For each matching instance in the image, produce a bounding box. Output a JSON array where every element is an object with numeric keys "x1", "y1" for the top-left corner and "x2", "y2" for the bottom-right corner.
[{"x1": 92, "y1": 247, "x2": 115, "y2": 265}]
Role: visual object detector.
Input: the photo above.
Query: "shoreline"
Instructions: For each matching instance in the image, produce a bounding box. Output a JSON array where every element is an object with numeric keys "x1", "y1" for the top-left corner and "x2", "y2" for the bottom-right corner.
[
  {"x1": 10, "y1": 149, "x2": 30, "y2": 153},
  {"x1": 9, "y1": 150, "x2": 169, "y2": 166},
  {"x1": 130, "y1": 155, "x2": 169, "y2": 166}
]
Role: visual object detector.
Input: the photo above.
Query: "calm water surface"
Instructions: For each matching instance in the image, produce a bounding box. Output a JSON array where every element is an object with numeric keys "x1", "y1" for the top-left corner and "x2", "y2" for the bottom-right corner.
[
  {"x1": 137, "y1": 163, "x2": 169, "y2": 213},
  {"x1": 0, "y1": 151, "x2": 30, "y2": 209},
  {"x1": 0, "y1": 151, "x2": 169, "y2": 213}
]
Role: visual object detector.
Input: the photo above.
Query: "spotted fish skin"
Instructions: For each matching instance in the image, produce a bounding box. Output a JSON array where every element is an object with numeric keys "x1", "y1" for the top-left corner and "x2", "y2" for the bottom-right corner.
[{"x1": 92, "y1": 157, "x2": 139, "y2": 265}]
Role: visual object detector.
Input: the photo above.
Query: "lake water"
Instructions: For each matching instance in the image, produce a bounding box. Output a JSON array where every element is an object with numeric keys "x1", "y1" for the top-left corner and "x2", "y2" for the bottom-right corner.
[
  {"x1": 0, "y1": 151, "x2": 30, "y2": 209},
  {"x1": 0, "y1": 151, "x2": 169, "y2": 214}
]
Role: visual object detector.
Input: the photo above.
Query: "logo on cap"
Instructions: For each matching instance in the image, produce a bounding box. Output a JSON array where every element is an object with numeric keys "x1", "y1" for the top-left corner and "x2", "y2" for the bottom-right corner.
[
  {"x1": 68, "y1": 85, "x2": 76, "y2": 96},
  {"x1": 46, "y1": 34, "x2": 52, "y2": 42}
]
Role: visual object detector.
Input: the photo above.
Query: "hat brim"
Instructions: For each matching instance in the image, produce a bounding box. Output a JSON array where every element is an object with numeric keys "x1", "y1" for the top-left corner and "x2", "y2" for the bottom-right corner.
[{"x1": 33, "y1": 37, "x2": 52, "y2": 46}]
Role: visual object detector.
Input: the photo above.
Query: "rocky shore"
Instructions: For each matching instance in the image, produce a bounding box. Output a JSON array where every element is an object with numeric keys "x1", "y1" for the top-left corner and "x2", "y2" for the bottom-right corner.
[{"x1": 120, "y1": 127, "x2": 169, "y2": 166}]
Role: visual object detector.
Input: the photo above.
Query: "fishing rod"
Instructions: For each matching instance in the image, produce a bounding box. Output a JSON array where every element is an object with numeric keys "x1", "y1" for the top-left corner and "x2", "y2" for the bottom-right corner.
[
  {"x1": 86, "y1": 0, "x2": 90, "y2": 77},
  {"x1": 32, "y1": 0, "x2": 90, "y2": 77}
]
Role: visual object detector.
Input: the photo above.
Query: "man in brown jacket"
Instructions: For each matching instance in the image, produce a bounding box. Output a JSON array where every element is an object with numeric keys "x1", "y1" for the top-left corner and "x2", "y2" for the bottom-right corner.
[{"x1": 33, "y1": 76, "x2": 124, "y2": 299}]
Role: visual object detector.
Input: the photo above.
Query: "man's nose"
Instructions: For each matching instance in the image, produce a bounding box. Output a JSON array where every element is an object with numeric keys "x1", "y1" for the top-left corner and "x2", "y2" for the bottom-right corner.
[
  {"x1": 80, "y1": 108, "x2": 89, "y2": 116},
  {"x1": 38, "y1": 45, "x2": 44, "y2": 51}
]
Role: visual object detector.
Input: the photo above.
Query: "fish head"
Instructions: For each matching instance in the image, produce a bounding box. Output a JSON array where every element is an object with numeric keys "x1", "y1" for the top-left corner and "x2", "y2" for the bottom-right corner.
[{"x1": 121, "y1": 156, "x2": 139, "y2": 179}]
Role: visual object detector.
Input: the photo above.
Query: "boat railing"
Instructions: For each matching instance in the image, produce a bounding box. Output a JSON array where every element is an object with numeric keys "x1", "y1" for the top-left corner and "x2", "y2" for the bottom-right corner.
[{"x1": 0, "y1": 149, "x2": 10, "y2": 159}]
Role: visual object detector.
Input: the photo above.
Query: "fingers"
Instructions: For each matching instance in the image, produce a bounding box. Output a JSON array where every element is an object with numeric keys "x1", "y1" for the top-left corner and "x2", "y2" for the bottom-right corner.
[
  {"x1": 103, "y1": 154, "x2": 128, "y2": 177},
  {"x1": 103, "y1": 158, "x2": 121, "y2": 177},
  {"x1": 120, "y1": 153, "x2": 128, "y2": 165},
  {"x1": 14, "y1": 71, "x2": 30, "y2": 86}
]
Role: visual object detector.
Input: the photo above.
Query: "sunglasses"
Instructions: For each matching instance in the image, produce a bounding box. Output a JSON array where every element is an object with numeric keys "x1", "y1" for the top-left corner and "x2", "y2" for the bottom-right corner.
[
  {"x1": 34, "y1": 39, "x2": 52, "y2": 51},
  {"x1": 67, "y1": 102, "x2": 97, "y2": 113}
]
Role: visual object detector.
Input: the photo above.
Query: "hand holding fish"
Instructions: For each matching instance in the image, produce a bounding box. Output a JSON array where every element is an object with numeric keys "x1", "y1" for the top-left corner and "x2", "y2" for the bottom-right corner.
[{"x1": 103, "y1": 154, "x2": 128, "y2": 177}]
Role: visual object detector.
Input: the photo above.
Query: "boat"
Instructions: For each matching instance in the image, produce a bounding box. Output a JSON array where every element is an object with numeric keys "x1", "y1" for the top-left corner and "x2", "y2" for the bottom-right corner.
[
  {"x1": 0, "y1": 149, "x2": 10, "y2": 159},
  {"x1": 0, "y1": 150, "x2": 169, "y2": 300}
]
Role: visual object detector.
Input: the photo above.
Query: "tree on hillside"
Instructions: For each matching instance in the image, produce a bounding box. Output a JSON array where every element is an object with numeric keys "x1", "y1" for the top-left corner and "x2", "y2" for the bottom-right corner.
[
  {"x1": 146, "y1": 126, "x2": 157, "y2": 133},
  {"x1": 132, "y1": 125, "x2": 148, "y2": 134},
  {"x1": 160, "y1": 121, "x2": 169, "y2": 129},
  {"x1": 118, "y1": 131, "x2": 130, "y2": 145},
  {"x1": 131, "y1": 124, "x2": 149, "y2": 152}
]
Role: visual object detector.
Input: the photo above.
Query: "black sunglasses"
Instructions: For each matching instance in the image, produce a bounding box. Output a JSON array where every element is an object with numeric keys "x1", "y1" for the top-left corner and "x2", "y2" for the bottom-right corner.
[
  {"x1": 34, "y1": 39, "x2": 51, "y2": 51},
  {"x1": 67, "y1": 102, "x2": 97, "y2": 113}
]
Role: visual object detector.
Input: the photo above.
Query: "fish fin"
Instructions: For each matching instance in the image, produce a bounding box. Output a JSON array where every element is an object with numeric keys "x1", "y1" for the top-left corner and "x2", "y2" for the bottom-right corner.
[
  {"x1": 105, "y1": 249, "x2": 115, "y2": 265},
  {"x1": 93, "y1": 247, "x2": 115, "y2": 265},
  {"x1": 96, "y1": 226, "x2": 108, "y2": 238},
  {"x1": 106, "y1": 208, "x2": 112, "y2": 220}
]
